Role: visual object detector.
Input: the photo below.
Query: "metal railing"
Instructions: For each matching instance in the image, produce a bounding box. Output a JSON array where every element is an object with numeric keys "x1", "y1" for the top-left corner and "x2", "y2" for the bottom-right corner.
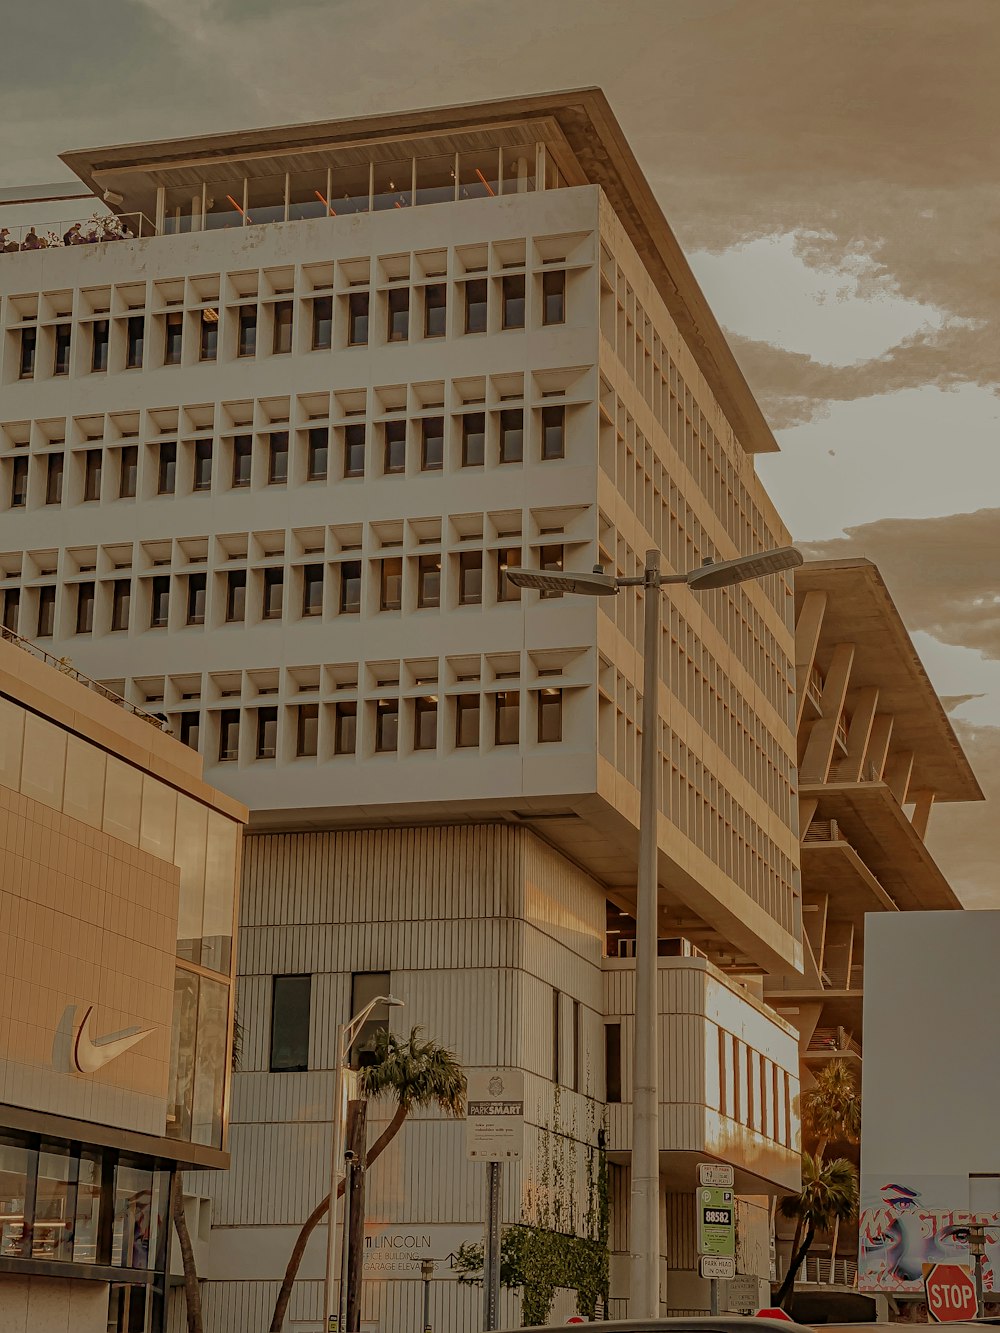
[
  {"x1": 807, "y1": 1026, "x2": 861, "y2": 1058},
  {"x1": 0, "y1": 623, "x2": 167, "y2": 730},
  {"x1": 0, "y1": 212, "x2": 155, "y2": 253}
]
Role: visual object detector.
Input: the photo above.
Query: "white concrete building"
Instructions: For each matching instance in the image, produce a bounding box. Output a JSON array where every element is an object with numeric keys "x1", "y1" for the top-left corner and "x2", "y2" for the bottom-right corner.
[{"x1": 0, "y1": 89, "x2": 802, "y2": 1330}]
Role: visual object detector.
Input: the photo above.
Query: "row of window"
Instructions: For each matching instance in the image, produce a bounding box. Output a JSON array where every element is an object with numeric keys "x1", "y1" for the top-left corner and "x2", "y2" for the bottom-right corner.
[
  {"x1": 13, "y1": 270, "x2": 566, "y2": 380},
  {"x1": 269, "y1": 971, "x2": 388, "y2": 1073},
  {"x1": 172, "y1": 686, "x2": 563, "y2": 763},
  {"x1": 0, "y1": 546, "x2": 562, "y2": 637},
  {"x1": 4, "y1": 407, "x2": 567, "y2": 508}
]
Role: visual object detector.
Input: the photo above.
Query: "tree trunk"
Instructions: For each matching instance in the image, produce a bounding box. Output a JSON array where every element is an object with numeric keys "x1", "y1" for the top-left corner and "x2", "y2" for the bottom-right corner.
[
  {"x1": 346, "y1": 1100, "x2": 368, "y2": 1332},
  {"x1": 269, "y1": 1102, "x2": 409, "y2": 1333},
  {"x1": 171, "y1": 1170, "x2": 203, "y2": 1333},
  {"x1": 775, "y1": 1222, "x2": 815, "y2": 1311}
]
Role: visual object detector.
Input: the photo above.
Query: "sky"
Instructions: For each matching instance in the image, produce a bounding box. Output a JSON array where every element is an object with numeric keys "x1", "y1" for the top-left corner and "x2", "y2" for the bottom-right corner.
[{"x1": 1, "y1": 0, "x2": 996, "y2": 904}]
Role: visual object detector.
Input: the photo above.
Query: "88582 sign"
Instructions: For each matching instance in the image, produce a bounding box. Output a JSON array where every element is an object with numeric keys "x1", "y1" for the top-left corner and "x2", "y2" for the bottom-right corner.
[
  {"x1": 697, "y1": 1187, "x2": 736, "y2": 1258},
  {"x1": 704, "y1": 1206, "x2": 733, "y2": 1225}
]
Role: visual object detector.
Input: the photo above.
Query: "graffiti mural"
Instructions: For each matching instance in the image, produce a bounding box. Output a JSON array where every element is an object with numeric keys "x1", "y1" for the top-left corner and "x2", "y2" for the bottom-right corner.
[{"x1": 859, "y1": 1180, "x2": 1000, "y2": 1293}]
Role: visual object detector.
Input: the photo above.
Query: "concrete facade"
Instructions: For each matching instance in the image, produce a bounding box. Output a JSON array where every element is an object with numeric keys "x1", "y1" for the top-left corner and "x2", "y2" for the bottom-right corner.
[{"x1": 1, "y1": 89, "x2": 805, "y2": 1328}]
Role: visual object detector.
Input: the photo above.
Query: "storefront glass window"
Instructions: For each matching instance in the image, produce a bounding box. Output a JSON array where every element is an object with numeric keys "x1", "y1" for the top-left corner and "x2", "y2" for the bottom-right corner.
[
  {"x1": 0, "y1": 1139, "x2": 33, "y2": 1259},
  {"x1": 33, "y1": 1149, "x2": 75, "y2": 1261},
  {"x1": 73, "y1": 1152, "x2": 102, "y2": 1263}
]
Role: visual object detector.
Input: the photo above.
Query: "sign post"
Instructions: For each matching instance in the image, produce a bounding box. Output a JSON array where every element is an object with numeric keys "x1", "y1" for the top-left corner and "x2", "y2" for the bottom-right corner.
[
  {"x1": 696, "y1": 1165, "x2": 737, "y2": 1316},
  {"x1": 467, "y1": 1071, "x2": 524, "y2": 1332},
  {"x1": 923, "y1": 1262, "x2": 978, "y2": 1323}
]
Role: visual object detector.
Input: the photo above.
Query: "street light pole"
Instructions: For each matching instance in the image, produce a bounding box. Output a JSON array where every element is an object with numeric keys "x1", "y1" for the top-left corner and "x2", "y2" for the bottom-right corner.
[
  {"x1": 323, "y1": 994, "x2": 404, "y2": 1333},
  {"x1": 505, "y1": 543, "x2": 802, "y2": 1322},
  {"x1": 632, "y1": 547, "x2": 663, "y2": 1319}
]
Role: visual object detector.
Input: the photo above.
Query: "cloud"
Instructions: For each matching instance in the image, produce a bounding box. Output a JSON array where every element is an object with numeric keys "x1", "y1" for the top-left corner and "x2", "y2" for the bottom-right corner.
[{"x1": 928, "y1": 722, "x2": 1000, "y2": 909}]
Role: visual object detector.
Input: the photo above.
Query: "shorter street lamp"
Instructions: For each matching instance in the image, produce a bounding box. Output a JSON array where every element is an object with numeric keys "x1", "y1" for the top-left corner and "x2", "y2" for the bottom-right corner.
[
  {"x1": 967, "y1": 1223, "x2": 987, "y2": 1318},
  {"x1": 506, "y1": 544, "x2": 802, "y2": 1319},
  {"x1": 421, "y1": 1257, "x2": 435, "y2": 1333},
  {"x1": 324, "y1": 994, "x2": 405, "y2": 1333}
]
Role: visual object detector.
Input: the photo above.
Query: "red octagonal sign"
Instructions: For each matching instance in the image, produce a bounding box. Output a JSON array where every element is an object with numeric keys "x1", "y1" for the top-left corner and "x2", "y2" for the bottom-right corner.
[{"x1": 923, "y1": 1262, "x2": 978, "y2": 1323}]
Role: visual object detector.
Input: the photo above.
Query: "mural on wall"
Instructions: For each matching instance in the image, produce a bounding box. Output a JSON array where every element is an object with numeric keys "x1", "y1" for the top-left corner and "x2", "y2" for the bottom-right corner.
[{"x1": 859, "y1": 1179, "x2": 1000, "y2": 1293}]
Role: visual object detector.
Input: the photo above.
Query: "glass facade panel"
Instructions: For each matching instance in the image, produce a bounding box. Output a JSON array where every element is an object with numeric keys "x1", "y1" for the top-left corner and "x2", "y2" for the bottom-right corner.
[
  {"x1": 72, "y1": 1152, "x2": 102, "y2": 1263},
  {"x1": 202, "y1": 812, "x2": 237, "y2": 974},
  {"x1": 268, "y1": 432, "x2": 289, "y2": 483},
  {"x1": 296, "y1": 703, "x2": 319, "y2": 756},
  {"x1": 500, "y1": 409, "x2": 524, "y2": 463},
  {"x1": 380, "y1": 558, "x2": 403, "y2": 610},
  {"x1": 164, "y1": 313, "x2": 183, "y2": 364},
  {"x1": 424, "y1": 283, "x2": 447, "y2": 337},
  {"x1": 2, "y1": 588, "x2": 19, "y2": 634},
  {"x1": 246, "y1": 173, "x2": 288, "y2": 225},
  {"x1": 344, "y1": 424, "x2": 365, "y2": 476},
  {"x1": 167, "y1": 969, "x2": 199, "y2": 1140},
  {"x1": 383, "y1": 421, "x2": 406, "y2": 474},
  {"x1": 103, "y1": 755, "x2": 142, "y2": 845},
  {"x1": 307, "y1": 427, "x2": 328, "y2": 479},
  {"x1": 375, "y1": 700, "x2": 398, "y2": 751},
  {"x1": 192, "y1": 975, "x2": 229, "y2": 1147},
  {"x1": 502, "y1": 274, "x2": 526, "y2": 329},
  {"x1": 501, "y1": 145, "x2": 536, "y2": 193},
  {"x1": 194, "y1": 440, "x2": 213, "y2": 490},
  {"x1": 461, "y1": 412, "x2": 485, "y2": 466},
  {"x1": 63, "y1": 733, "x2": 106, "y2": 829},
  {"x1": 174, "y1": 796, "x2": 208, "y2": 963},
  {"x1": 302, "y1": 563, "x2": 324, "y2": 615},
  {"x1": 112, "y1": 1162, "x2": 156, "y2": 1268},
  {"x1": 312, "y1": 296, "x2": 333, "y2": 350},
  {"x1": 262, "y1": 567, "x2": 284, "y2": 619},
  {"x1": 387, "y1": 288, "x2": 409, "y2": 342},
  {"x1": 91, "y1": 319, "x2": 110, "y2": 372},
  {"x1": 417, "y1": 554, "x2": 440, "y2": 608},
  {"x1": 413, "y1": 696, "x2": 437, "y2": 750},
  {"x1": 76, "y1": 581, "x2": 95, "y2": 634},
  {"x1": 54, "y1": 324, "x2": 72, "y2": 375},
  {"x1": 538, "y1": 689, "x2": 563, "y2": 742},
  {"x1": 200, "y1": 311, "x2": 218, "y2": 361},
  {"x1": 20, "y1": 713, "x2": 66, "y2": 811},
  {"x1": 0, "y1": 1138, "x2": 33, "y2": 1258},
  {"x1": 458, "y1": 149, "x2": 500, "y2": 199},
  {"x1": 373, "y1": 160, "x2": 412, "y2": 211},
  {"x1": 126, "y1": 315, "x2": 144, "y2": 368},
  {"x1": 33, "y1": 1149, "x2": 74, "y2": 1261},
  {"x1": 37, "y1": 585, "x2": 56, "y2": 636},
  {"x1": 45, "y1": 453, "x2": 64, "y2": 505},
  {"x1": 455, "y1": 695, "x2": 480, "y2": 748},
  {"x1": 272, "y1": 301, "x2": 293, "y2": 354},
  {"x1": 464, "y1": 279, "x2": 488, "y2": 333},
  {"x1": 334, "y1": 701, "x2": 357, "y2": 753},
  {"x1": 288, "y1": 170, "x2": 331, "y2": 221},
  {"x1": 139, "y1": 774, "x2": 177, "y2": 863},
  {"x1": 421, "y1": 416, "x2": 444, "y2": 470},
  {"x1": 163, "y1": 185, "x2": 201, "y2": 234},
  {"x1": 459, "y1": 551, "x2": 482, "y2": 605},
  {"x1": 495, "y1": 691, "x2": 520, "y2": 745},
  {"x1": 119, "y1": 445, "x2": 138, "y2": 498},
  {"x1": 204, "y1": 180, "x2": 247, "y2": 230},
  {"x1": 232, "y1": 435, "x2": 252, "y2": 487},
  {"x1": 84, "y1": 448, "x2": 103, "y2": 500},
  {"x1": 331, "y1": 162, "x2": 371, "y2": 214},
  {"x1": 415, "y1": 155, "x2": 456, "y2": 205},
  {"x1": 339, "y1": 561, "x2": 362, "y2": 613},
  {"x1": 0, "y1": 697, "x2": 25, "y2": 793},
  {"x1": 542, "y1": 404, "x2": 566, "y2": 459},
  {"x1": 351, "y1": 972, "x2": 391, "y2": 1066},
  {"x1": 348, "y1": 291, "x2": 369, "y2": 345},
  {"x1": 237, "y1": 306, "x2": 257, "y2": 357}
]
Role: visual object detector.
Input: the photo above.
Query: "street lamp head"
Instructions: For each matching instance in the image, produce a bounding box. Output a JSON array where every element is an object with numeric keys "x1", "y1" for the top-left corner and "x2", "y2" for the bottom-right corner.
[
  {"x1": 384, "y1": 995, "x2": 405, "y2": 1008},
  {"x1": 686, "y1": 545, "x2": 803, "y2": 591},
  {"x1": 504, "y1": 566, "x2": 618, "y2": 597}
]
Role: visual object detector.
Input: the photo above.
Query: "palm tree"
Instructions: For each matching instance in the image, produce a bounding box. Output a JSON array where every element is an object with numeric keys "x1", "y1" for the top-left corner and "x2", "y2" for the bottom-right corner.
[
  {"x1": 802, "y1": 1059, "x2": 861, "y2": 1162},
  {"x1": 775, "y1": 1153, "x2": 859, "y2": 1308},
  {"x1": 269, "y1": 1026, "x2": 466, "y2": 1333}
]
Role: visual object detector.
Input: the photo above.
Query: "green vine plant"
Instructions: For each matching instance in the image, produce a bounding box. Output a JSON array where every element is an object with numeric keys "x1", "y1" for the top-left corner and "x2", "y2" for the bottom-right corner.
[{"x1": 455, "y1": 1096, "x2": 610, "y2": 1326}]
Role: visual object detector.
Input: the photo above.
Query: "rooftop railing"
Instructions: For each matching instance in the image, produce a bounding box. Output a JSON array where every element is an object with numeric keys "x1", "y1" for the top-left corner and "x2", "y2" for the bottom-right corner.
[
  {"x1": 0, "y1": 212, "x2": 155, "y2": 254},
  {"x1": 0, "y1": 623, "x2": 167, "y2": 730}
]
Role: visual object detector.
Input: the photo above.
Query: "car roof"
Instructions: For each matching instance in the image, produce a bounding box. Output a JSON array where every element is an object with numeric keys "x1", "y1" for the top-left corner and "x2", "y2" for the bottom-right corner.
[{"x1": 515, "y1": 1319, "x2": 816, "y2": 1332}]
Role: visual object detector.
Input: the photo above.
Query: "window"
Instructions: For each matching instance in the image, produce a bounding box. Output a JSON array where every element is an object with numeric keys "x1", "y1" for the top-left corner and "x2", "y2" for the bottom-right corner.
[
  {"x1": 54, "y1": 324, "x2": 72, "y2": 375},
  {"x1": 605, "y1": 1023, "x2": 622, "y2": 1103},
  {"x1": 91, "y1": 319, "x2": 110, "y2": 372},
  {"x1": 414, "y1": 696, "x2": 438, "y2": 750},
  {"x1": 307, "y1": 427, "x2": 328, "y2": 480},
  {"x1": 186, "y1": 572, "x2": 207, "y2": 625},
  {"x1": 455, "y1": 694, "x2": 480, "y2": 747},
  {"x1": 497, "y1": 547, "x2": 521, "y2": 601},
  {"x1": 2, "y1": 588, "x2": 20, "y2": 634},
  {"x1": 312, "y1": 295, "x2": 332, "y2": 350},
  {"x1": 417, "y1": 554, "x2": 440, "y2": 608},
  {"x1": 118, "y1": 445, "x2": 138, "y2": 498},
  {"x1": 302, "y1": 564, "x2": 324, "y2": 616},
  {"x1": 542, "y1": 405, "x2": 565, "y2": 460},
  {"x1": 10, "y1": 456, "x2": 28, "y2": 507},
  {"x1": 225, "y1": 570, "x2": 246, "y2": 622},
  {"x1": 461, "y1": 412, "x2": 485, "y2": 467},
  {"x1": 237, "y1": 305, "x2": 257, "y2": 357},
  {"x1": 538, "y1": 688, "x2": 563, "y2": 742},
  {"x1": 421, "y1": 416, "x2": 444, "y2": 470},
  {"x1": 384, "y1": 420, "x2": 406, "y2": 474},
  {"x1": 83, "y1": 449, "x2": 102, "y2": 501},
  {"x1": 179, "y1": 712, "x2": 200, "y2": 751},
  {"x1": 45, "y1": 454, "x2": 64, "y2": 505},
  {"x1": 351, "y1": 973, "x2": 391, "y2": 1067},
  {"x1": 126, "y1": 314, "x2": 144, "y2": 368},
  {"x1": 495, "y1": 690, "x2": 520, "y2": 745},
  {"x1": 111, "y1": 579, "x2": 131, "y2": 631},
  {"x1": 194, "y1": 441, "x2": 213, "y2": 491},
  {"x1": 380, "y1": 558, "x2": 402, "y2": 611},
  {"x1": 256, "y1": 707, "x2": 278, "y2": 759},
  {"x1": 268, "y1": 975, "x2": 312, "y2": 1077},
  {"x1": 157, "y1": 442, "x2": 177, "y2": 494},
  {"x1": 572, "y1": 999, "x2": 580, "y2": 1092},
  {"x1": 268, "y1": 432, "x2": 289, "y2": 484},
  {"x1": 75, "y1": 581, "x2": 95, "y2": 634},
  {"x1": 339, "y1": 561, "x2": 362, "y2": 613},
  {"x1": 200, "y1": 310, "x2": 218, "y2": 361},
  {"x1": 37, "y1": 586, "x2": 56, "y2": 637},
  {"x1": 540, "y1": 544, "x2": 564, "y2": 598},
  {"x1": 458, "y1": 551, "x2": 482, "y2": 605},
  {"x1": 502, "y1": 274, "x2": 525, "y2": 329},
  {"x1": 272, "y1": 300, "x2": 293, "y2": 354},
  {"x1": 348, "y1": 291, "x2": 369, "y2": 345},
  {"x1": 465, "y1": 278, "x2": 487, "y2": 333},
  {"x1": 19, "y1": 327, "x2": 36, "y2": 379},
  {"x1": 334, "y1": 701, "x2": 357, "y2": 754},
  {"x1": 296, "y1": 703, "x2": 319, "y2": 757},
  {"x1": 232, "y1": 435, "x2": 252, "y2": 487},
  {"x1": 499, "y1": 409, "x2": 523, "y2": 464},
  {"x1": 542, "y1": 269, "x2": 566, "y2": 324},
  {"x1": 164, "y1": 312, "x2": 183, "y2": 364},
  {"x1": 552, "y1": 988, "x2": 561, "y2": 1082},
  {"x1": 218, "y1": 709, "x2": 241, "y2": 762},
  {"x1": 375, "y1": 700, "x2": 399, "y2": 752},
  {"x1": 262, "y1": 567, "x2": 284, "y2": 620},
  {"x1": 387, "y1": 288, "x2": 409, "y2": 342},
  {"x1": 150, "y1": 575, "x2": 170, "y2": 627},
  {"x1": 344, "y1": 424, "x2": 365, "y2": 477},
  {"x1": 424, "y1": 283, "x2": 447, "y2": 337}
]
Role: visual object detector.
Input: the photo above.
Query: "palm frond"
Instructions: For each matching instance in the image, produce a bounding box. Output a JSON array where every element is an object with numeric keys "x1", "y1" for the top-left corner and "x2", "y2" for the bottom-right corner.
[
  {"x1": 358, "y1": 1026, "x2": 466, "y2": 1116},
  {"x1": 779, "y1": 1153, "x2": 859, "y2": 1229}
]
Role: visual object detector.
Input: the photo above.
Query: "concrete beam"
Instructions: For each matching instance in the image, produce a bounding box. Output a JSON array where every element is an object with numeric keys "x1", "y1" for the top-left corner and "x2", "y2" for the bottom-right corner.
[
  {"x1": 885, "y1": 750, "x2": 915, "y2": 806},
  {"x1": 836, "y1": 686, "x2": 879, "y2": 782},
  {"x1": 863, "y1": 714, "x2": 894, "y2": 782},
  {"x1": 795, "y1": 591, "x2": 828, "y2": 730},
  {"x1": 800, "y1": 643, "x2": 856, "y2": 785},
  {"x1": 909, "y1": 789, "x2": 936, "y2": 841}
]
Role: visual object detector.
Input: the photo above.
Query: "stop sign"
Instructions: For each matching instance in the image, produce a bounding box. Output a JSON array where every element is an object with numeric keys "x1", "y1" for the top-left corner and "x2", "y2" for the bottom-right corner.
[{"x1": 924, "y1": 1262, "x2": 978, "y2": 1322}]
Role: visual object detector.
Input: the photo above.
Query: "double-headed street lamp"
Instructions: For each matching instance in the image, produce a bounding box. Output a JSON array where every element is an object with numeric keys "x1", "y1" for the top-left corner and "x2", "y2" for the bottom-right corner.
[
  {"x1": 507, "y1": 544, "x2": 802, "y2": 1320},
  {"x1": 324, "y1": 993, "x2": 405, "y2": 1333}
]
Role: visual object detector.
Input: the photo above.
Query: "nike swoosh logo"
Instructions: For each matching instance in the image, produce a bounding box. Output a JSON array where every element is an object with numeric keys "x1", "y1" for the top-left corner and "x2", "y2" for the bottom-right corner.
[{"x1": 73, "y1": 1005, "x2": 154, "y2": 1073}]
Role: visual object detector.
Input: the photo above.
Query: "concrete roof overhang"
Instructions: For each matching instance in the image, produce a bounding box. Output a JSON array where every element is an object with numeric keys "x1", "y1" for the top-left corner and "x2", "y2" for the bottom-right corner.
[
  {"x1": 59, "y1": 87, "x2": 781, "y2": 457},
  {"x1": 801, "y1": 838, "x2": 899, "y2": 918},
  {"x1": 797, "y1": 559, "x2": 982, "y2": 802}
]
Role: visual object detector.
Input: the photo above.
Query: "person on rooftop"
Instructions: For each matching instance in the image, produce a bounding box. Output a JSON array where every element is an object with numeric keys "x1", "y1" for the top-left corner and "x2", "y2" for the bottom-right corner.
[
  {"x1": 20, "y1": 227, "x2": 45, "y2": 250},
  {"x1": 0, "y1": 228, "x2": 17, "y2": 253},
  {"x1": 63, "y1": 222, "x2": 84, "y2": 246}
]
